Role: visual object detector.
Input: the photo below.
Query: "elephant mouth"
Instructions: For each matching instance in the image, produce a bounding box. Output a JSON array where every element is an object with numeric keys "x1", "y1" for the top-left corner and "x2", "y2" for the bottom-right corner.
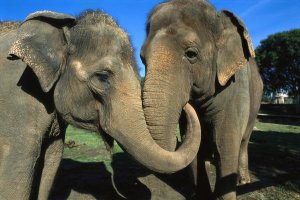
[{"x1": 98, "y1": 126, "x2": 114, "y2": 152}]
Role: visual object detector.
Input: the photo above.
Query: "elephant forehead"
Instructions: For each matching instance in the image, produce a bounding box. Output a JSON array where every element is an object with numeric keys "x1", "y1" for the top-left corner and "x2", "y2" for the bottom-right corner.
[
  {"x1": 72, "y1": 61, "x2": 88, "y2": 81},
  {"x1": 149, "y1": 46, "x2": 176, "y2": 66},
  {"x1": 150, "y1": 3, "x2": 178, "y2": 25}
]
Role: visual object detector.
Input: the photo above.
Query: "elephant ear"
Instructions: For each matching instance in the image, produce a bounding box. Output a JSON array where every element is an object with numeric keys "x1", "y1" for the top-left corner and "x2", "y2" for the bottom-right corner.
[
  {"x1": 216, "y1": 10, "x2": 255, "y2": 86},
  {"x1": 8, "y1": 11, "x2": 75, "y2": 92}
]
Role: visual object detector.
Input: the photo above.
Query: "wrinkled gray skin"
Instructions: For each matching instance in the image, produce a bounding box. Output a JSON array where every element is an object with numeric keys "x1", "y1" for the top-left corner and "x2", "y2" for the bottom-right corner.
[
  {"x1": 141, "y1": 0, "x2": 263, "y2": 199},
  {"x1": 0, "y1": 11, "x2": 201, "y2": 200},
  {"x1": 0, "y1": 21, "x2": 21, "y2": 32}
]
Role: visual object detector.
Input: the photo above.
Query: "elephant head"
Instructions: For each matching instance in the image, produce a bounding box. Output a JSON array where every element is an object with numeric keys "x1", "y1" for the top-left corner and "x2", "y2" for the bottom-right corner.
[
  {"x1": 141, "y1": 0, "x2": 255, "y2": 151},
  {"x1": 8, "y1": 10, "x2": 201, "y2": 173}
]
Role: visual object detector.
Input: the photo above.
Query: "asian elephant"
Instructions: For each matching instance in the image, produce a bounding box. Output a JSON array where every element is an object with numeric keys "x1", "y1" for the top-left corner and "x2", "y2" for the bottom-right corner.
[
  {"x1": 0, "y1": 10, "x2": 201, "y2": 200},
  {"x1": 0, "y1": 21, "x2": 21, "y2": 32},
  {"x1": 141, "y1": 0, "x2": 263, "y2": 199}
]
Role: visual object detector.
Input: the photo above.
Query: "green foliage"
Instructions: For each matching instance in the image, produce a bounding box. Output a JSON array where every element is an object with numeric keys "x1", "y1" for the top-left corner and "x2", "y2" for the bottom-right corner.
[{"x1": 255, "y1": 29, "x2": 300, "y2": 96}]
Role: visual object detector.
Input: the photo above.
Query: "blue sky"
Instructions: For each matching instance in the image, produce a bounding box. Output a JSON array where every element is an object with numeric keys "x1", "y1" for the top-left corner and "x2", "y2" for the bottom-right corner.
[{"x1": 0, "y1": 0, "x2": 299, "y2": 76}]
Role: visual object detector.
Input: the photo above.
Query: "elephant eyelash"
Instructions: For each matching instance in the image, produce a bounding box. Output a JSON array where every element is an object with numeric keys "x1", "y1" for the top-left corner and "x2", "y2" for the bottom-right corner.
[
  {"x1": 95, "y1": 70, "x2": 112, "y2": 83},
  {"x1": 88, "y1": 70, "x2": 113, "y2": 95}
]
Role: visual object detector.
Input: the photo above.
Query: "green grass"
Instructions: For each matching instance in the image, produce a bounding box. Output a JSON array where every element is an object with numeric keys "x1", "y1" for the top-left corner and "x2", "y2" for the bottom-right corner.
[
  {"x1": 238, "y1": 119, "x2": 300, "y2": 200},
  {"x1": 64, "y1": 126, "x2": 105, "y2": 162},
  {"x1": 256, "y1": 121, "x2": 300, "y2": 134},
  {"x1": 64, "y1": 121, "x2": 300, "y2": 163},
  {"x1": 251, "y1": 120, "x2": 300, "y2": 159},
  {"x1": 61, "y1": 119, "x2": 300, "y2": 199}
]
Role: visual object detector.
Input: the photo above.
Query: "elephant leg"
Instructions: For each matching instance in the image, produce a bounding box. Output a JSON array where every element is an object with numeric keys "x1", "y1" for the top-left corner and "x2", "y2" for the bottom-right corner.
[
  {"x1": 38, "y1": 135, "x2": 64, "y2": 200},
  {"x1": 214, "y1": 130, "x2": 241, "y2": 200},
  {"x1": 180, "y1": 116, "x2": 213, "y2": 200},
  {"x1": 0, "y1": 135, "x2": 43, "y2": 200},
  {"x1": 194, "y1": 158, "x2": 214, "y2": 200},
  {"x1": 237, "y1": 124, "x2": 253, "y2": 185},
  {"x1": 185, "y1": 119, "x2": 213, "y2": 199},
  {"x1": 188, "y1": 158, "x2": 198, "y2": 189},
  {"x1": 188, "y1": 151, "x2": 213, "y2": 199},
  {"x1": 238, "y1": 67, "x2": 262, "y2": 186}
]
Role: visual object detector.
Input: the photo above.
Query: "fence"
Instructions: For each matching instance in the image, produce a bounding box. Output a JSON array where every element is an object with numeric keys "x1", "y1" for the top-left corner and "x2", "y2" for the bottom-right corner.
[{"x1": 260, "y1": 104, "x2": 300, "y2": 115}]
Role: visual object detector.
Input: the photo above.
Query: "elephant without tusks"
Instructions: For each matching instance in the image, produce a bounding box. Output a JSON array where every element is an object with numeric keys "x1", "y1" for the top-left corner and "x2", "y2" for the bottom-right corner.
[
  {"x1": 0, "y1": 11, "x2": 201, "y2": 199},
  {"x1": 141, "y1": 0, "x2": 263, "y2": 199}
]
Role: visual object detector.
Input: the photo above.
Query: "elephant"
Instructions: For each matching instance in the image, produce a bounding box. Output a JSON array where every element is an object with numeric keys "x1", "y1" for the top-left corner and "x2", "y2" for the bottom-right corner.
[
  {"x1": 0, "y1": 21, "x2": 21, "y2": 32},
  {"x1": 0, "y1": 10, "x2": 201, "y2": 200},
  {"x1": 140, "y1": 0, "x2": 263, "y2": 199}
]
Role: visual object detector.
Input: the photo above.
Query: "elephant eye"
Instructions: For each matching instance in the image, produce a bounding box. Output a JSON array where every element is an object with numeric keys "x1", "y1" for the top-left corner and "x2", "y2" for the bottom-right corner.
[
  {"x1": 96, "y1": 70, "x2": 111, "y2": 83},
  {"x1": 185, "y1": 47, "x2": 198, "y2": 64},
  {"x1": 90, "y1": 70, "x2": 112, "y2": 93}
]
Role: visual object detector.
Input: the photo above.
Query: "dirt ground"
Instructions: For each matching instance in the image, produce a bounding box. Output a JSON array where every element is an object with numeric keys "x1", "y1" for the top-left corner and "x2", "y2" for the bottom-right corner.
[
  {"x1": 50, "y1": 148, "x2": 299, "y2": 199},
  {"x1": 51, "y1": 151, "x2": 194, "y2": 200},
  {"x1": 50, "y1": 121, "x2": 300, "y2": 200}
]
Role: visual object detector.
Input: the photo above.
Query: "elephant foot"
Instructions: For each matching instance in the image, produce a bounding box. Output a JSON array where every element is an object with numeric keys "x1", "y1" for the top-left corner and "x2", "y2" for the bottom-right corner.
[{"x1": 237, "y1": 171, "x2": 251, "y2": 185}]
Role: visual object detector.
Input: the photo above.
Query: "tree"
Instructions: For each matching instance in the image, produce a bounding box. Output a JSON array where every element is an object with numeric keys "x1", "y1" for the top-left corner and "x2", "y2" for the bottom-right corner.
[{"x1": 255, "y1": 29, "x2": 300, "y2": 97}]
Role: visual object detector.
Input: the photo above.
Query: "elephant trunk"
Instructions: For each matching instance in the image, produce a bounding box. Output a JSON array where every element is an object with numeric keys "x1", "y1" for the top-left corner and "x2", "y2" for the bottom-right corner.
[
  {"x1": 106, "y1": 69, "x2": 200, "y2": 173},
  {"x1": 142, "y1": 45, "x2": 192, "y2": 152},
  {"x1": 143, "y1": 72, "x2": 181, "y2": 151}
]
